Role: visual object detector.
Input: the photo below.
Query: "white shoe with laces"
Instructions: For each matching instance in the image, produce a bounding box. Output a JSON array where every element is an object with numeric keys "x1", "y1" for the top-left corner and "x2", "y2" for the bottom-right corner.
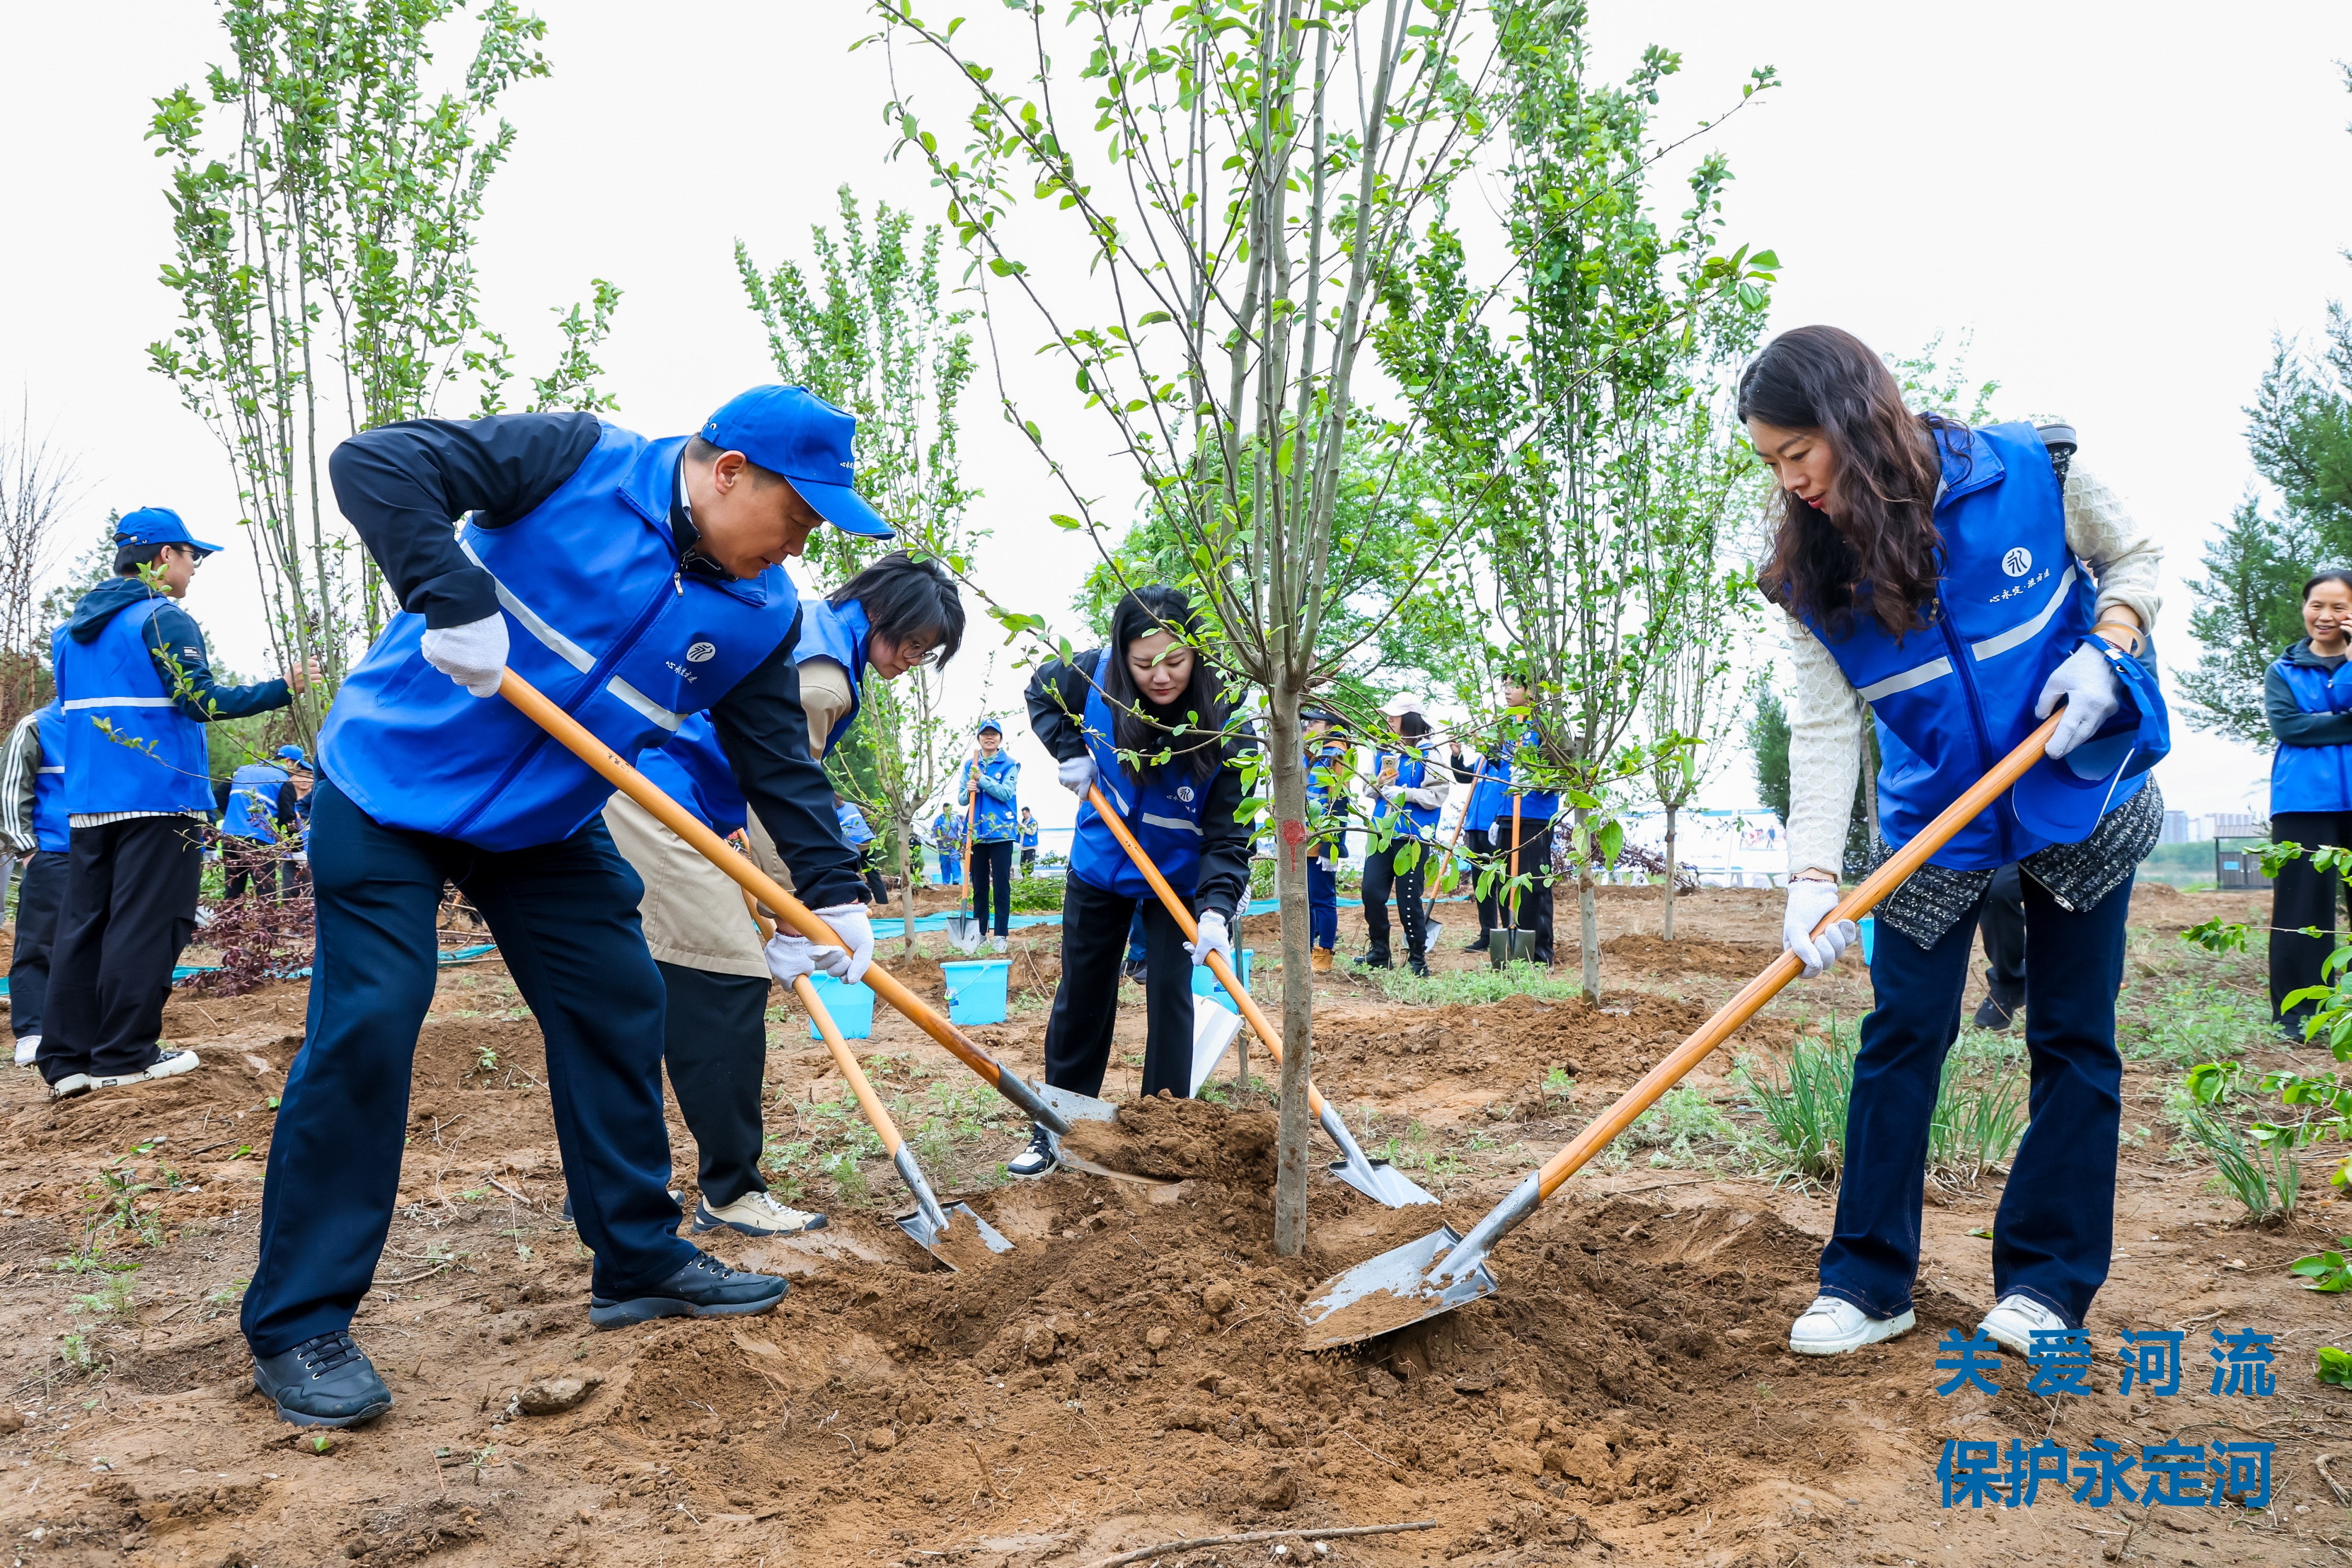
[
  {"x1": 1977, "y1": 1293, "x2": 2067, "y2": 1355},
  {"x1": 89, "y1": 1049, "x2": 200, "y2": 1091},
  {"x1": 14, "y1": 1034, "x2": 38, "y2": 1067},
  {"x1": 1789, "y1": 1294, "x2": 1915, "y2": 1356},
  {"x1": 693, "y1": 1190, "x2": 829, "y2": 1238}
]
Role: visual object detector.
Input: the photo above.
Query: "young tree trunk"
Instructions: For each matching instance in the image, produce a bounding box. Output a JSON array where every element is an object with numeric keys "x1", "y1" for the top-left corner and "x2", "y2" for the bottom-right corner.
[
  {"x1": 1267, "y1": 679, "x2": 1313, "y2": 1259},
  {"x1": 1574, "y1": 804, "x2": 1601, "y2": 1001},
  {"x1": 1662, "y1": 803, "x2": 1678, "y2": 942},
  {"x1": 892, "y1": 805, "x2": 921, "y2": 958}
]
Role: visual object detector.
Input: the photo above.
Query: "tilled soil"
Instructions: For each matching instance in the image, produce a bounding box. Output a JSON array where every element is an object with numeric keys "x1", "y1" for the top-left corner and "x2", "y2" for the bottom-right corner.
[{"x1": 0, "y1": 882, "x2": 2337, "y2": 1566}]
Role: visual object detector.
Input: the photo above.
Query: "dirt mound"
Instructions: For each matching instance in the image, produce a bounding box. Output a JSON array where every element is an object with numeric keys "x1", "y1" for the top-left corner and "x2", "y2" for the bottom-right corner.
[
  {"x1": 1058, "y1": 1091, "x2": 1277, "y2": 1184},
  {"x1": 1600, "y1": 931, "x2": 1780, "y2": 981}
]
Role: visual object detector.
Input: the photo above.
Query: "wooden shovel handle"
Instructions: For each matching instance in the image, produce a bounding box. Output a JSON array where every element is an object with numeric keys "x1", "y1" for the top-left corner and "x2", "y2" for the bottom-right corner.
[
  {"x1": 1085, "y1": 784, "x2": 1330, "y2": 1120},
  {"x1": 497, "y1": 668, "x2": 1013, "y2": 1092},
  {"x1": 795, "y1": 976, "x2": 905, "y2": 1158},
  {"x1": 1531, "y1": 711, "x2": 2065, "y2": 1204}
]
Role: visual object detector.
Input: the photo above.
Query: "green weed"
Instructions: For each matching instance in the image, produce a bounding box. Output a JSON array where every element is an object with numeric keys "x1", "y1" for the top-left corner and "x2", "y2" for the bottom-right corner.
[
  {"x1": 2127, "y1": 984, "x2": 2273, "y2": 1066},
  {"x1": 1735, "y1": 1023, "x2": 1857, "y2": 1185},
  {"x1": 1927, "y1": 1053, "x2": 2028, "y2": 1184},
  {"x1": 1627, "y1": 1086, "x2": 1738, "y2": 1168},
  {"x1": 2179, "y1": 1101, "x2": 2300, "y2": 1224},
  {"x1": 1541, "y1": 1065, "x2": 1576, "y2": 1103},
  {"x1": 69, "y1": 1271, "x2": 136, "y2": 1318},
  {"x1": 1374, "y1": 963, "x2": 1588, "y2": 1007}
]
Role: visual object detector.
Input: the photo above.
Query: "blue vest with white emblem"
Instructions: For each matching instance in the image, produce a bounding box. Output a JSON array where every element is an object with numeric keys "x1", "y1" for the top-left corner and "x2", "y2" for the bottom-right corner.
[
  {"x1": 1495, "y1": 728, "x2": 1559, "y2": 820},
  {"x1": 53, "y1": 598, "x2": 213, "y2": 815},
  {"x1": 964, "y1": 752, "x2": 1020, "y2": 841},
  {"x1": 1019, "y1": 815, "x2": 1039, "y2": 849},
  {"x1": 321, "y1": 424, "x2": 797, "y2": 852},
  {"x1": 1462, "y1": 750, "x2": 1508, "y2": 833},
  {"x1": 1374, "y1": 749, "x2": 1439, "y2": 840},
  {"x1": 792, "y1": 594, "x2": 869, "y2": 755},
  {"x1": 1068, "y1": 655, "x2": 1211, "y2": 896},
  {"x1": 635, "y1": 713, "x2": 749, "y2": 837},
  {"x1": 2270, "y1": 650, "x2": 2352, "y2": 814},
  {"x1": 222, "y1": 762, "x2": 291, "y2": 841},
  {"x1": 29, "y1": 702, "x2": 66, "y2": 851},
  {"x1": 1798, "y1": 422, "x2": 2143, "y2": 870}
]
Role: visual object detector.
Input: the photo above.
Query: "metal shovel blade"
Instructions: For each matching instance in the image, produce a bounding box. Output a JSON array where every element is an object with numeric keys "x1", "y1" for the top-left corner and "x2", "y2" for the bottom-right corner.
[
  {"x1": 1033, "y1": 1081, "x2": 1180, "y2": 1185},
  {"x1": 943, "y1": 913, "x2": 983, "y2": 954},
  {"x1": 1488, "y1": 929, "x2": 1535, "y2": 970},
  {"x1": 1187, "y1": 993, "x2": 1247, "y2": 1097},
  {"x1": 896, "y1": 1200, "x2": 1014, "y2": 1271},
  {"x1": 1299, "y1": 1224, "x2": 1497, "y2": 1352},
  {"x1": 1319, "y1": 1100, "x2": 1438, "y2": 1208}
]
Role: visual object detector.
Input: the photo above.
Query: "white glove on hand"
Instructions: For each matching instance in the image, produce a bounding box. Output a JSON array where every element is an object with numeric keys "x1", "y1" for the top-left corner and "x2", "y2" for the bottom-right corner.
[
  {"x1": 1185, "y1": 909, "x2": 1233, "y2": 969},
  {"x1": 2034, "y1": 642, "x2": 2124, "y2": 759},
  {"x1": 1057, "y1": 754, "x2": 1097, "y2": 799},
  {"x1": 1782, "y1": 878, "x2": 1857, "y2": 980},
  {"x1": 420, "y1": 613, "x2": 510, "y2": 699},
  {"x1": 764, "y1": 930, "x2": 816, "y2": 987},
  {"x1": 809, "y1": 904, "x2": 875, "y2": 985}
]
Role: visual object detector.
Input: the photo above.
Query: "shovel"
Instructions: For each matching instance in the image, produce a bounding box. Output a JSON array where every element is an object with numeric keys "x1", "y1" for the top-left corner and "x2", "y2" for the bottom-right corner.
[
  {"x1": 1487, "y1": 794, "x2": 1528, "y2": 970},
  {"x1": 942, "y1": 766, "x2": 984, "y2": 954},
  {"x1": 1087, "y1": 785, "x2": 1438, "y2": 1209},
  {"x1": 1300, "y1": 712, "x2": 2065, "y2": 1348},
  {"x1": 497, "y1": 668, "x2": 1117, "y2": 1146}
]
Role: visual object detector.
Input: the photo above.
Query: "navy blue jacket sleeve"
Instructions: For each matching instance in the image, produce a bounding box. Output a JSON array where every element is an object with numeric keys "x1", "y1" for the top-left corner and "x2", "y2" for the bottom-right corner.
[
  {"x1": 1024, "y1": 650, "x2": 1101, "y2": 762},
  {"x1": 710, "y1": 624, "x2": 869, "y2": 911},
  {"x1": 2267, "y1": 664, "x2": 2352, "y2": 748},
  {"x1": 327, "y1": 412, "x2": 603, "y2": 629},
  {"x1": 143, "y1": 604, "x2": 293, "y2": 722}
]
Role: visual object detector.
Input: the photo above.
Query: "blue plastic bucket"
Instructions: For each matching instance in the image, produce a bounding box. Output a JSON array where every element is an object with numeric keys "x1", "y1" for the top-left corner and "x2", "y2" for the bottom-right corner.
[
  {"x1": 1191, "y1": 948, "x2": 1253, "y2": 1013},
  {"x1": 803, "y1": 972, "x2": 874, "y2": 1041},
  {"x1": 1858, "y1": 915, "x2": 1876, "y2": 965},
  {"x1": 943, "y1": 959, "x2": 1011, "y2": 1027}
]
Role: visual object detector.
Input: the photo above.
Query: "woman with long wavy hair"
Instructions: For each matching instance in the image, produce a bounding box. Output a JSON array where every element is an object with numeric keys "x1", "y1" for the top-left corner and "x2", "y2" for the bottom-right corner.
[{"x1": 1745, "y1": 326, "x2": 2167, "y2": 1359}]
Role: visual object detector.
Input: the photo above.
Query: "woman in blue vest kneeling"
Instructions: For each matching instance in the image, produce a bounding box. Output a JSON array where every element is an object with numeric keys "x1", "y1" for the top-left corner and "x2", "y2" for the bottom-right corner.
[
  {"x1": 1012, "y1": 586, "x2": 1254, "y2": 1177},
  {"x1": 1746, "y1": 327, "x2": 2166, "y2": 1361},
  {"x1": 2266, "y1": 570, "x2": 2352, "y2": 1040}
]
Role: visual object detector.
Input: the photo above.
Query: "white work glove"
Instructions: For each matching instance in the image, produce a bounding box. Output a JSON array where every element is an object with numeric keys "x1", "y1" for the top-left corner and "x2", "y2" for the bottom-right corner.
[
  {"x1": 764, "y1": 930, "x2": 816, "y2": 987},
  {"x1": 2033, "y1": 642, "x2": 2124, "y2": 760},
  {"x1": 1782, "y1": 878, "x2": 1857, "y2": 980},
  {"x1": 809, "y1": 904, "x2": 875, "y2": 985},
  {"x1": 1185, "y1": 909, "x2": 1233, "y2": 969},
  {"x1": 1057, "y1": 753, "x2": 1097, "y2": 799},
  {"x1": 419, "y1": 613, "x2": 509, "y2": 699}
]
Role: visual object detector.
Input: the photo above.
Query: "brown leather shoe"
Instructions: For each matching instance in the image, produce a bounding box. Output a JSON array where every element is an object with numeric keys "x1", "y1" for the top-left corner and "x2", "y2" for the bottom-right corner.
[{"x1": 1310, "y1": 947, "x2": 1334, "y2": 973}]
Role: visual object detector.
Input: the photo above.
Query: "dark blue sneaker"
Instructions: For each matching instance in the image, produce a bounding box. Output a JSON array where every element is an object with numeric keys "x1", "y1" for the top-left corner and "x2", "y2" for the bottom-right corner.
[
  {"x1": 587, "y1": 1250, "x2": 789, "y2": 1329},
  {"x1": 251, "y1": 1331, "x2": 393, "y2": 1428}
]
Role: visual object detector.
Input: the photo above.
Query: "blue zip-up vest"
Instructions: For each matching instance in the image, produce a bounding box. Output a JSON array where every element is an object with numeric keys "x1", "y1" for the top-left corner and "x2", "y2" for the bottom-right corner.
[
  {"x1": 222, "y1": 762, "x2": 291, "y2": 841},
  {"x1": 1495, "y1": 728, "x2": 1559, "y2": 820},
  {"x1": 321, "y1": 424, "x2": 798, "y2": 852},
  {"x1": 1069, "y1": 655, "x2": 1211, "y2": 896},
  {"x1": 792, "y1": 594, "x2": 870, "y2": 754},
  {"x1": 1373, "y1": 749, "x2": 1440, "y2": 841},
  {"x1": 635, "y1": 713, "x2": 749, "y2": 837},
  {"x1": 837, "y1": 800, "x2": 875, "y2": 847},
  {"x1": 53, "y1": 598, "x2": 213, "y2": 816},
  {"x1": 1305, "y1": 736, "x2": 1351, "y2": 855},
  {"x1": 1799, "y1": 422, "x2": 2143, "y2": 870},
  {"x1": 2270, "y1": 649, "x2": 2352, "y2": 813},
  {"x1": 1019, "y1": 816, "x2": 1039, "y2": 849},
  {"x1": 1462, "y1": 749, "x2": 1508, "y2": 833},
  {"x1": 964, "y1": 752, "x2": 1020, "y2": 841},
  {"x1": 29, "y1": 702, "x2": 66, "y2": 852}
]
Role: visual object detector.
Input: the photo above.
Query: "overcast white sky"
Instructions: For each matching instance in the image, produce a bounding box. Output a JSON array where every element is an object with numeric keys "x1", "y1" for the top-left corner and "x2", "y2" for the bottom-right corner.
[{"x1": 1, "y1": 2, "x2": 2345, "y2": 831}]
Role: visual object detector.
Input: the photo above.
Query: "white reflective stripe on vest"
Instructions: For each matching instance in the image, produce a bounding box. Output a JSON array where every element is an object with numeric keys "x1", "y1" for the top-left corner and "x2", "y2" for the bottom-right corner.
[
  {"x1": 458, "y1": 539, "x2": 686, "y2": 733},
  {"x1": 1849, "y1": 563, "x2": 2081, "y2": 705},
  {"x1": 34, "y1": 766, "x2": 60, "y2": 774},
  {"x1": 61, "y1": 696, "x2": 178, "y2": 710},
  {"x1": 1139, "y1": 812, "x2": 1202, "y2": 835}
]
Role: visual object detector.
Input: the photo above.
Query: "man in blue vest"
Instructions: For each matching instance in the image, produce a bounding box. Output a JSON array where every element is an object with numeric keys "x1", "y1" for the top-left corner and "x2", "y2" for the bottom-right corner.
[
  {"x1": 44, "y1": 509, "x2": 314, "y2": 1100},
  {"x1": 240, "y1": 388, "x2": 885, "y2": 1429},
  {"x1": 1018, "y1": 806, "x2": 1040, "y2": 873},
  {"x1": 220, "y1": 748, "x2": 302, "y2": 898},
  {"x1": 2, "y1": 700, "x2": 70, "y2": 1066}
]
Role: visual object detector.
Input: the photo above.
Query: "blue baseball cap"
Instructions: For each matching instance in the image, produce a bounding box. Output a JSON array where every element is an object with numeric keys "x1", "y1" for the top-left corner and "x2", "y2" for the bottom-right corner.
[
  {"x1": 976, "y1": 716, "x2": 1004, "y2": 736},
  {"x1": 700, "y1": 387, "x2": 893, "y2": 539},
  {"x1": 274, "y1": 745, "x2": 310, "y2": 768},
  {"x1": 2009, "y1": 641, "x2": 2171, "y2": 844},
  {"x1": 114, "y1": 506, "x2": 224, "y2": 556}
]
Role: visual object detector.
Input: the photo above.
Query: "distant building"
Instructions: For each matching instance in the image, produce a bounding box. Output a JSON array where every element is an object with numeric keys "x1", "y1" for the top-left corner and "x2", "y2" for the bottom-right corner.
[
  {"x1": 2160, "y1": 810, "x2": 2189, "y2": 845},
  {"x1": 2196, "y1": 811, "x2": 2262, "y2": 842}
]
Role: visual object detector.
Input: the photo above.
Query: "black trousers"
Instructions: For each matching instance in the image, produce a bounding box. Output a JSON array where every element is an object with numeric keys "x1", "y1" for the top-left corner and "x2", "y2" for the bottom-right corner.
[
  {"x1": 1462, "y1": 827, "x2": 1498, "y2": 938},
  {"x1": 1361, "y1": 841, "x2": 1428, "y2": 958},
  {"x1": 658, "y1": 960, "x2": 771, "y2": 1208},
  {"x1": 1021, "y1": 847, "x2": 1037, "y2": 873},
  {"x1": 1495, "y1": 814, "x2": 1556, "y2": 962},
  {"x1": 9, "y1": 849, "x2": 68, "y2": 1040},
  {"x1": 1044, "y1": 870, "x2": 1196, "y2": 1099},
  {"x1": 970, "y1": 839, "x2": 1015, "y2": 935},
  {"x1": 863, "y1": 869, "x2": 888, "y2": 904},
  {"x1": 1977, "y1": 863, "x2": 2026, "y2": 1009},
  {"x1": 2272, "y1": 810, "x2": 2352, "y2": 1030},
  {"x1": 44, "y1": 816, "x2": 203, "y2": 1080},
  {"x1": 223, "y1": 838, "x2": 290, "y2": 900}
]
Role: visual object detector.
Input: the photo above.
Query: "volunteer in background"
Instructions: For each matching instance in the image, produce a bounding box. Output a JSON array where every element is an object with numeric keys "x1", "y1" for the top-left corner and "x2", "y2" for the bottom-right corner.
[
  {"x1": 2266, "y1": 569, "x2": 2352, "y2": 1042},
  {"x1": 931, "y1": 801, "x2": 962, "y2": 886},
  {"x1": 44, "y1": 509, "x2": 315, "y2": 1100},
  {"x1": 1018, "y1": 806, "x2": 1040, "y2": 873},
  {"x1": 1446, "y1": 732, "x2": 1506, "y2": 952},
  {"x1": 598, "y1": 549, "x2": 964, "y2": 1239},
  {"x1": 242, "y1": 389, "x2": 883, "y2": 1428},
  {"x1": 1747, "y1": 327, "x2": 2165, "y2": 1361},
  {"x1": 1013, "y1": 586, "x2": 1254, "y2": 1175},
  {"x1": 837, "y1": 793, "x2": 890, "y2": 904},
  {"x1": 2, "y1": 700, "x2": 67, "y2": 1067},
  {"x1": 219, "y1": 744, "x2": 306, "y2": 899},
  {"x1": 1972, "y1": 866, "x2": 2026, "y2": 1031},
  {"x1": 1493, "y1": 676, "x2": 1560, "y2": 965},
  {"x1": 1304, "y1": 705, "x2": 1350, "y2": 972},
  {"x1": 1358, "y1": 693, "x2": 1449, "y2": 976},
  {"x1": 961, "y1": 718, "x2": 1022, "y2": 953}
]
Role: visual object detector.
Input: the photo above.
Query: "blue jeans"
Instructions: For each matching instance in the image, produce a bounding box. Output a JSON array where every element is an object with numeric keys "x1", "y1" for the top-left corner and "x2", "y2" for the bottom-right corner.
[
  {"x1": 243, "y1": 780, "x2": 695, "y2": 1355},
  {"x1": 1819, "y1": 868, "x2": 2132, "y2": 1329},
  {"x1": 1307, "y1": 852, "x2": 1338, "y2": 950},
  {"x1": 939, "y1": 852, "x2": 961, "y2": 885}
]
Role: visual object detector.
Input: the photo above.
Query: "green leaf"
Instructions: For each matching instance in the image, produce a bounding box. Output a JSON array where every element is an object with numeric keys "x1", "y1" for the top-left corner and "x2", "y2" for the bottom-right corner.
[{"x1": 2319, "y1": 1345, "x2": 2352, "y2": 1386}]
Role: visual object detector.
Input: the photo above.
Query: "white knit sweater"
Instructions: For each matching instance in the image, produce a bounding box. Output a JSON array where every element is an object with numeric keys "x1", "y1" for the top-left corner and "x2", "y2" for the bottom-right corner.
[{"x1": 1781, "y1": 460, "x2": 2161, "y2": 878}]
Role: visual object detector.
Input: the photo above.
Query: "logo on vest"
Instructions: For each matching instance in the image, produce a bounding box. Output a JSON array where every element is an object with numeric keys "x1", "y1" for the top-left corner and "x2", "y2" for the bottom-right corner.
[
  {"x1": 686, "y1": 641, "x2": 717, "y2": 663},
  {"x1": 2001, "y1": 547, "x2": 2033, "y2": 578},
  {"x1": 1176, "y1": 785, "x2": 1195, "y2": 803}
]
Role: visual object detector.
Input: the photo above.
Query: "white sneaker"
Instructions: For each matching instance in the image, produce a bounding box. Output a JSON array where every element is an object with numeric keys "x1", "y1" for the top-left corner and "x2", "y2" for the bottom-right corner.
[
  {"x1": 693, "y1": 1190, "x2": 829, "y2": 1238},
  {"x1": 48, "y1": 1073, "x2": 91, "y2": 1102},
  {"x1": 1977, "y1": 1294, "x2": 2067, "y2": 1356},
  {"x1": 1789, "y1": 1294, "x2": 1915, "y2": 1356},
  {"x1": 89, "y1": 1049, "x2": 201, "y2": 1091},
  {"x1": 990, "y1": 936, "x2": 1009, "y2": 954},
  {"x1": 13, "y1": 1034, "x2": 38, "y2": 1067}
]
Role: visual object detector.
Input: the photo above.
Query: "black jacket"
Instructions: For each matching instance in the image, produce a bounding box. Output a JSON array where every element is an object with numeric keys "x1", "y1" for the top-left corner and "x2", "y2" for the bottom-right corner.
[{"x1": 1023, "y1": 649, "x2": 1256, "y2": 918}]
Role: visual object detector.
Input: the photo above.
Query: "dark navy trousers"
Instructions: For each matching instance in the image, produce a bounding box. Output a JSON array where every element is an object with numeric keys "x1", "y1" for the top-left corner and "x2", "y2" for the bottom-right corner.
[
  {"x1": 1307, "y1": 851, "x2": 1338, "y2": 951},
  {"x1": 243, "y1": 779, "x2": 695, "y2": 1356},
  {"x1": 1819, "y1": 867, "x2": 2132, "y2": 1330}
]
